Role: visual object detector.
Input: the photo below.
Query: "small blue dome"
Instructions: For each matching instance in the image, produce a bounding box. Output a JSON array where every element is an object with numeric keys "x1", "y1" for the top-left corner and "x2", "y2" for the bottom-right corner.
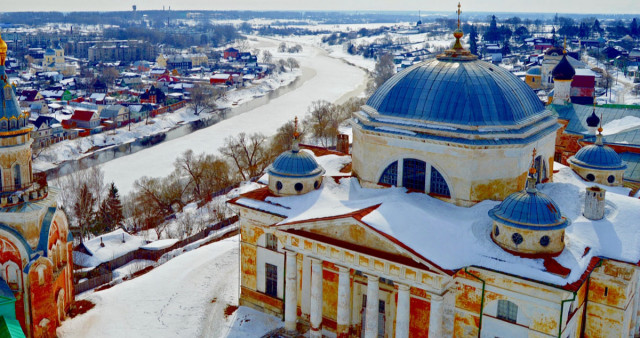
[
  {"x1": 45, "y1": 48, "x2": 55, "y2": 55},
  {"x1": 570, "y1": 143, "x2": 626, "y2": 170},
  {"x1": 267, "y1": 149, "x2": 325, "y2": 178},
  {"x1": 366, "y1": 58, "x2": 546, "y2": 126},
  {"x1": 489, "y1": 188, "x2": 569, "y2": 230},
  {"x1": 526, "y1": 66, "x2": 541, "y2": 75}
]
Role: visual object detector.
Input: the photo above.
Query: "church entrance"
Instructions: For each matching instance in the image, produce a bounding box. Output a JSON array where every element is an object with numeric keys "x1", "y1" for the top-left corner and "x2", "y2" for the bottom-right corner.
[{"x1": 361, "y1": 294, "x2": 385, "y2": 338}]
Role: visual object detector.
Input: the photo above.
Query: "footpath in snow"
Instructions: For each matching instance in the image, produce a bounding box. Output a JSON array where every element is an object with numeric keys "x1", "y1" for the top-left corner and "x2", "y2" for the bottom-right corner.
[
  {"x1": 100, "y1": 38, "x2": 367, "y2": 195},
  {"x1": 58, "y1": 235, "x2": 282, "y2": 338}
]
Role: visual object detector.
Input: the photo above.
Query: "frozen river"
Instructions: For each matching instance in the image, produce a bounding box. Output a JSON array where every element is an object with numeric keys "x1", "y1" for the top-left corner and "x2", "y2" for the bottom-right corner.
[{"x1": 101, "y1": 38, "x2": 368, "y2": 194}]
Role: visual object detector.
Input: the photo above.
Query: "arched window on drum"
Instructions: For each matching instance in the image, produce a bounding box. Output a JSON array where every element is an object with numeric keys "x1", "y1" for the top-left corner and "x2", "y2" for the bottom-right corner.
[
  {"x1": 4, "y1": 261, "x2": 21, "y2": 290},
  {"x1": 402, "y1": 159, "x2": 426, "y2": 192},
  {"x1": 430, "y1": 167, "x2": 451, "y2": 198},
  {"x1": 378, "y1": 161, "x2": 398, "y2": 186}
]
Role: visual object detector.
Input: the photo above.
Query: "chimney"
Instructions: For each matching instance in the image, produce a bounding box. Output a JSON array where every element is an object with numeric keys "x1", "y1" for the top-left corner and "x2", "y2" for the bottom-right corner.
[
  {"x1": 584, "y1": 186, "x2": 606, "y2": 220},
  {"x1": 336, "y1": 134, "x2": 349, "y2": 154}
]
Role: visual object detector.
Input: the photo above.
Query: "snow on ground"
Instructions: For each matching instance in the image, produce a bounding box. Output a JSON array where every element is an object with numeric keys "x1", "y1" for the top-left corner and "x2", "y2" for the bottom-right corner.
[
  {"x1": 101, "y1": 37, "x2": 367, "y2": 195},
  {"x1": 58, "y1": 236, "x2": 252, "y2": 338}
]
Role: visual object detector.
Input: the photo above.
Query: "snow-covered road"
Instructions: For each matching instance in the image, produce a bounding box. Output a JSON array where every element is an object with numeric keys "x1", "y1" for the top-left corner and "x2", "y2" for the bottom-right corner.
[
  {"x1": 58, "y1": 236, "x2": 242, "y2": 337},
  {"x1": 101, "y1": 38, "x2": 367, "y2": 194}
]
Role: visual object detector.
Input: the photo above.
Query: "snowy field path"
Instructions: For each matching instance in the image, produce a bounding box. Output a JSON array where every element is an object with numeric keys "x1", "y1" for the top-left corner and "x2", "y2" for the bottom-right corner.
[
  {"x1": 58, "y1": 236, "x2": 241, "y2": 338},
  {"x1": 101, "y1": 38, "x2": 367, "y2": 194}
]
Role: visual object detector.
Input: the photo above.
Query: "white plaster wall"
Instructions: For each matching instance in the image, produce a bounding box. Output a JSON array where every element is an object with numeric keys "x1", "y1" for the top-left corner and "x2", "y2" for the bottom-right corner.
[
  {"x1": 352, "y1": 126, "x2": 557, "y2": 205},
  {"x1": 256, "y1": 246, "x2": 285, "y2": 299},
  {"x1": 481, "y1": 316, "x2": 529, "y2": 338}
]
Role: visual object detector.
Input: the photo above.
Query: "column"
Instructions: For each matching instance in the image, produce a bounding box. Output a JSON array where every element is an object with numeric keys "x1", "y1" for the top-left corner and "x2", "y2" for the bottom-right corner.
[
  {"x1": 337, "y1": 266, "x2": 351, "y2": 338},
  {"x1": 364, "y1": 274, "x2": 379, "y2": 338},
  {"x1": 310, "y1": 258, "x2": 323, "y2": 338},
  {"x1": 635, "y1": 275, "x2": 640, "y2": 335},
  {"x1": 395, "y1": 284, "x2": 410, "y2": 338},
  {"x1": 397, "y1": 159, "x2": 404, "y2": 187},
  {"x1": 301, "y1": 255, "x2": 311, "y2": 320},
  {"x1": 284, "y1": 250, "x2": 298, "y2": 332},
  {"x1": 428, "y1": 294, "x2": 444, "y2": 337}
]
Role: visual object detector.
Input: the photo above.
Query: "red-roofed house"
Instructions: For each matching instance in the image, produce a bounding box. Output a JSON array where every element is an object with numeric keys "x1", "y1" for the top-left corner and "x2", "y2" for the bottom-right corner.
[{"x1": 65, "y1": 110, "x2": 101, "y2": 129}]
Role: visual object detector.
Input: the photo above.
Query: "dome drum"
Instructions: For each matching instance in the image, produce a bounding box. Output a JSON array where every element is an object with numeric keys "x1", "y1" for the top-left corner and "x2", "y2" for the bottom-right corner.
[
  {"x1": 268, "y1": 175, "x2": 323, "y2": 196},
  {"x1": 567, "y1": 139, "x2": 626, "y2": 187},
  {"x1": 568, "y1": 164, "x2": 624, "y2": 187},
  {"x1": 491, "y1": 222, "x2": 565, "y2": 256}
]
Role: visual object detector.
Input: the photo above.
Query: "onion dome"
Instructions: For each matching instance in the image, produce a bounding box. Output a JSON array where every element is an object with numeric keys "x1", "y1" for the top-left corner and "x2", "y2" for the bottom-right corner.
[
  {"x1": 488, "y1": 183, "x2": 569, "y2": 230},
  {"x1": 569, "y1": 134, "x2": 626, "y2": 170},
  {"x1": 586, "y1": 111, "x2": 600, "y2": 128},
  {"x1": 0, "y1": 34, "x2": 29, "y2": 131},
  {"x1": 552, "y1": 54, "x2": 575, "y2": 81}
]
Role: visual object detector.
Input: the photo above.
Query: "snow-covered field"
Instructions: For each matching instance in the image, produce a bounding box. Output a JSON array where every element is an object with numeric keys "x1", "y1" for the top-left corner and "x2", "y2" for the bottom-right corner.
[
  {"x1": 101, "y1": 37, "x2": 367, "y2": 195},
  {"x1": 58, "y1": 235, "x2": 282, "y2": 338}
]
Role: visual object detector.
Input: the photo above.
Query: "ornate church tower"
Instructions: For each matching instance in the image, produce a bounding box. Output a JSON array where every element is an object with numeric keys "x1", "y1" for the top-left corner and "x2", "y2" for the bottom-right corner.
[
  {"x1": 0, "y1": 32, "x2": 74, "y2": 338},
  {"x1": 551, "y1": 47, "x2": 575, "y2": 105}
]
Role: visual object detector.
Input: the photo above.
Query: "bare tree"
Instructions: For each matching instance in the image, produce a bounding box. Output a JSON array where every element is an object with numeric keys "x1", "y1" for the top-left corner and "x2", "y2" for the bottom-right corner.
[
  {"x1": 219, "y1": 132, "x2": 271, "y2": 181},
  {"x1": 99, "y1": 67, "x2": 120, "y2": 88},
  {"x1": 174, "y1": 150, "x2": 231, "y2": 202},
  {"x1": 56, "y1": 166, "x2": 105, "y2": 239},
  {"x1": 188, "y1": 84, "x2": 222, "y2": 115},
  {"x1": 303, "y1": 100, "x2": 341, "y2": 147},
  {"x1": 262, "y1": 50, "x2": 273, "y2": 63},
  {"x1": 73, "y1": 183, "x2": 96, "y2": 242},
  {"x1": 269, "y1": 118, "x2": 307, "y2": 157},
  {"x1": 278, "y1": 42, "x2": 287, "y2": 52},
  {"x1": 131, "y1": 173, "x2": 188, "y2": 239},
  {"x1": 366, "y1": 53, "x2": 395, "y2": 95},
  {"x1": 286, "y1": 57, "x2": 300, "y2": 71}
]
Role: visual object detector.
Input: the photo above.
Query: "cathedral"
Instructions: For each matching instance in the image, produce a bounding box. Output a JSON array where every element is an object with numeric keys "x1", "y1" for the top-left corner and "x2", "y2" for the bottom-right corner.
[
  {"x1": 230, "y1": 10, "x2": 640, "y2": 338},
  {"x1": 0, "y1": 33, "x2": 74, "y2": 337}
]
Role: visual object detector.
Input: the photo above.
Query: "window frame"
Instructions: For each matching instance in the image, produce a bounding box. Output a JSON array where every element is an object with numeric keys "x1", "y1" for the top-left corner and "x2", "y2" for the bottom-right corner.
[
  {"x1": 497, "y1": 299, "x2": 518, "y2": 323},
  {"x1": 265, "y1": 263, "x2": 278, "y2": 298}
]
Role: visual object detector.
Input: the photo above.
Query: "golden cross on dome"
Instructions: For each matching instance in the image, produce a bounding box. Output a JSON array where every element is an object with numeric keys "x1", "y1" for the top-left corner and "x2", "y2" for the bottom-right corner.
[
  {"x1": 293, "y1": 116, "x2": 299, "y2": 138},
  {"x1": 457, "y1": 3, "x2": 462, "y2": 29},
  {"x1": 529, "y1": 148, "x2": 537, "y2": 175}
]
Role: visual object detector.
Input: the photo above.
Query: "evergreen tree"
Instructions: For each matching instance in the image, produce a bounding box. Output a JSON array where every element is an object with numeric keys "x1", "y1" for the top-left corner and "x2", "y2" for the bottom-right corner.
[
  {"x1": 631, "y1": 18, "x2": 639, "y2": 38},
  {"x1": 501, "y1": 40, "x2": 511, "y2": 56},
  {"x1": 593, "y1": 19, "x2": 602, "y2": 37},
  {"x1": 551, "y1": 27, "x2": 557, "y2": 46},
  {"x1": 469, "y1": 25, "x2": 478, "y2": 55},
  {"x1": 95, "y1": 182, "x2": 124, "y2": 233}
]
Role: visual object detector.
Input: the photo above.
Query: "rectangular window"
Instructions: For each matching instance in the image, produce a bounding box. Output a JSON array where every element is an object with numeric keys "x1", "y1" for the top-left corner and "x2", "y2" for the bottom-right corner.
[
  {"x1": 497, "y1": 299, "x2": 518, "y2": 323},
  {"x1": 265, "y1": 263, "x2": 278, "y2": 297},
  {"x1": 265, "y1": 233, "x2": 277, "y2": 251}
]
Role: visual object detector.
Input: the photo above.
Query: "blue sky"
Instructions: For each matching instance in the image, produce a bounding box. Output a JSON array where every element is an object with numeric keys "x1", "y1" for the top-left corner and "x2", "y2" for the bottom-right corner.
[{"x1": 4, "y1": 0, "x2": 639, "y2": 14}]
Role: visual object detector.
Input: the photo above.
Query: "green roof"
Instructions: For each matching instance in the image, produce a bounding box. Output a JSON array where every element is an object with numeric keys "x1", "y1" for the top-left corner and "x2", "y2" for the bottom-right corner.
[{"x1": 0, "y1": 316, "x2": 25, "y2": 338}]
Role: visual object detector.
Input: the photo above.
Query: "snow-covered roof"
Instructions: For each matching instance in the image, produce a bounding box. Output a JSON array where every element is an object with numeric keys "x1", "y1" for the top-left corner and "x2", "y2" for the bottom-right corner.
[
  {"x1": 73, "y1": 229, "x2": 147, "y2": 267},
  {"x1": 232, "y1": 153, "x2": 640, "y2": 289}
]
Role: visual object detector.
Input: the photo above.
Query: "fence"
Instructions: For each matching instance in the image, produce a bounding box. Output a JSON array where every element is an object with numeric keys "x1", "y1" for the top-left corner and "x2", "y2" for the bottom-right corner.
[
  {"x1": 74, "y1": 272, "x2": 113, "y2": 295},
  {"x1": 73, "y1": 215, "x2": 239, "y2": 294}
]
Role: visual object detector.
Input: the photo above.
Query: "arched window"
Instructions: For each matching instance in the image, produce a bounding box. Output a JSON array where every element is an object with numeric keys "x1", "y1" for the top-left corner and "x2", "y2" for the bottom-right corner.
[
  {"x1": 13, "y1": 165, "x2": 21, "y2": 189},
  {"x1": 403, "y1": 159, "x2": 426, "y2": 192},
  {"x1": 0, "y1": 120, "x2": 7, "y2": 131},
  {"x1": 18, "y1": 118, "x2": 24, "y2": 128},
  {"x1": 497, "y1": 299, "x2": 518, "y2": 323},
  {"x1": 9, "y1": 120, "x2": 15, "y2": 130},
  {"x1": 5, "y1": 261, "x2": 20, "y2": 290},
  {"x1": 430, "y1": 167, "x2": 451, "y2": 197},
  {"x1": 378, "y1": 161, "x2": 398, "y2": 186},
  {"x1": 36, "y1": 265, "x2": 46, "y2": 285}
]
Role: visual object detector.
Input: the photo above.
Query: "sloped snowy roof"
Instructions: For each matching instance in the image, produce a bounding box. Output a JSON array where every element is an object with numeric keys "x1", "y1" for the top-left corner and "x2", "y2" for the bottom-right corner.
[
  {"x1": 232, "y1": 153, "x2": 640, "y2": 289},
  {"x1": 73, "y1": 229, "x2": 147, "y2": 267}
]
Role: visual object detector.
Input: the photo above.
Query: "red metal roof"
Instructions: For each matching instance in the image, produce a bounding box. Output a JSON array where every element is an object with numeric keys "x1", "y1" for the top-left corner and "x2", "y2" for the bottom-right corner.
[{"x1": 71, "y1": 110, "x2": 96, "y2": 122}]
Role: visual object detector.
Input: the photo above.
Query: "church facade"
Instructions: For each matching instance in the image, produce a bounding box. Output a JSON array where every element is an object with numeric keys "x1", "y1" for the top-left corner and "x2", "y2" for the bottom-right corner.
[
  {"x1": 230, "y1": 15, "x2": 640, "y2": 338},
  {"x1": 0, "y1": 33, "x2": 74, "y2": 337}
]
